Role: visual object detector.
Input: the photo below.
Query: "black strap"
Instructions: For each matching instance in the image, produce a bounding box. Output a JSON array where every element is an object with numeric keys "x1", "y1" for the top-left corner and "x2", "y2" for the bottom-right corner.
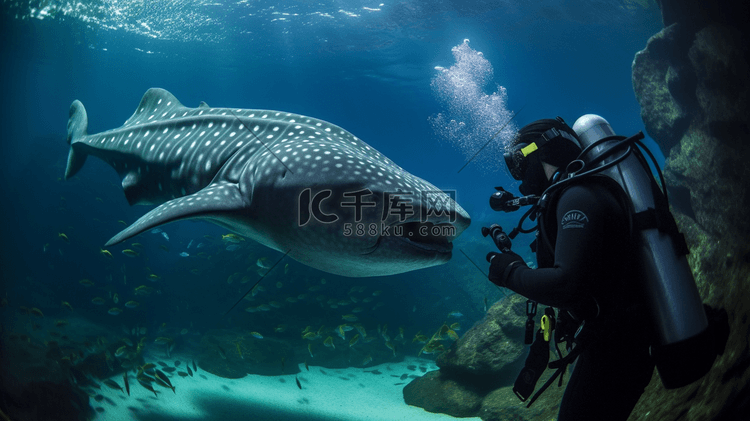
[
  {"x1": 526, "y1": 343, "x2": 584, "y2": 408},
  {"x1": 632, "y1": 207, "x2": 690, "y2": 256},
  {"x1": 526, "y1": 326, "x2": 583, "y2": 408},
  {"x1": 538, "y1": 127, "x2": 579, "y2": 148}
]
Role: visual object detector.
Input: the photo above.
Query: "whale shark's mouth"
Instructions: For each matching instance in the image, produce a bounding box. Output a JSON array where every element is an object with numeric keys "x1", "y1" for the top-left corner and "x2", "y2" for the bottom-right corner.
[{"x1": 392, "y1": 221, "x2": 455, "y2": 253}]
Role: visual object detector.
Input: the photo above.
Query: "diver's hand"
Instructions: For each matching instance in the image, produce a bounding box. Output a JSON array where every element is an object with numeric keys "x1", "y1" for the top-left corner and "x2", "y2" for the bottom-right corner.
[{"x1": 486, "y1": 251, "x2": 525, "y2": 287}]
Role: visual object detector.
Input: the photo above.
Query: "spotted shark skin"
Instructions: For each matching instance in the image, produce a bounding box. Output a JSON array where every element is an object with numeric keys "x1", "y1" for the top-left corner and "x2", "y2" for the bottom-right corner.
[{"x1": 65, "y1": 88, "x2": 470, "y2": 277}]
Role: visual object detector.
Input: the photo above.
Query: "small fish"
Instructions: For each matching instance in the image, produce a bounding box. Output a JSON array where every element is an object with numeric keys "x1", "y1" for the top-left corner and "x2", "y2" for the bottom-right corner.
[
  {"x1": 141, "y1": 363, "x2": 156, "y2": 371},
  {"x1": 154, "y1": 337, "x2": 173, "y2": 345},
  {"x1": 192, "y1": 360, "x2": 198, "y2": 372},
  {"x1": 179, "y1": 252, "x2": 189, "y2": 257},
  {"x1": 349, "y1": 334, "x2": 360, "y2": 348},
  {"x1": 103, "y1": 379, "x2": 123, "y2": 392},
  {"x1": 123, "y1": 373, "x2": 130, "y2": 396},
  {"x1": 276, "y1": 281, "x2": 283, "y2": 289},
  {"x1": 323, "y1": 336, "x2": 335, "y2": 349},
  {"x1": 151, "y1": 228, "x2": 163, "y2": 234},
  {"x1": 108, "y1": 307, "x2": 122, "y2": 316},
  {"x1": 308, "y1": 343, "x2": 314, "y2": 358},
  {"x1": 235, "y1": 342, "x2": 244, "y2": 359},
  {"x1": 138, "y1": 377, "x2": 159, "y2": 398},
  {"x1": 61, "y1": 301, "x2": 73, "y2": 311},
  {"x1": 134, "y1": 285, "x2": 155, "y2": 296},
  {"x1": 187, "y1": 240, "x2": 193, "y2": 249},
  {"x1": 125, "y1": 301, "x2": 140, "y2": 309},
  {"x1": 79, "y1": 279, "x2": 94, "y2": 287},
  {"x1": 302, "y1": 331, "x2": 317, "y2": 340},
  {"x1": 400, "y1": 373, "x2": 408, "y2": 380},
  {"x1": 58, "y1": 233, "x2": 69, "y2": 242},
  {"x1": 450, "y1": 322, "x2": 461, "y2": 331},
  {"x1": 256, "y1": 257, "x2": 270, "y2": 269},
  {"x1": 100, "y1": 249, "x2": 113, "y2": 259},
  {"x1": 115, "y1": 346, "x2": 127, "y2": 358},
  {"x1": 396, "y1": 327, "x2": 405, "y2": 341},
  {"x1": 117, "y1": 220, "x2": 127, "y2": 226},
  {"x1": 91, "y1": 297, "x2": 106, "y2": 305},
  {"x1": 448, "y1": 311, "x2": 464, "y2": 318},
  {"x1": 121, "y1": 249, "x2": 139, "y2": 258},
  {"x1": 112, "y1": 293, "x2": 119, "y2": 304},
  {"x1": 187, "y1": 365, "x2": 193, "y2": 377},
  {"x1": 162, "y1": 367, "x2": 176, "y2": 373},
  {"x1": 305, "y1": 360, "x2": 309, "y2": 371},
  {"x1": 385, "y1": 341, "x2": 396, "y2": 356},
  {"x1": 177, "y1": 371, "x2": 189, "y2": 377},
  {"x1": 161, "y1": 232, "x2": 169, "y2": 241},
  {"x1": 222, "y1": 233, "x2": 243, "y2": 243},
  {"x1": 342, "y1": 314, "x2": 358, "y2": 322},
  {"x1": 160, "y1": 245, "x2": 170, "y2": 252},
  {"x1": 372, "y1": 290, "x2": 382, "y2": 296},
  {"x1": 154, "y1": 369, "x2": 175, "y2": 393},
  {"x1": 218, "y1": 345, "x2": 227, "y2": 360},
  {"x1": 122, "y1": 337, "x2": 134, "y2": 346},
  {"x1": 30, "y1": 308, "x2": 44, "y2": 317},
  {"x1": 483, "y1": 296, "x2": 488, "y2": 312},
  {"x1": 180, "y1": 328, "x2": 188, "y2": 335},
  {"x1": 281, "y1": 357, "x2": 285, "y2": 373},
  {"x1": 148, "y1": 274, "x2": 161, "y2": 281},
  {"x1": 284, "y1": 263, "x2": 289, "y2": 274},
  {"x1": 295, "y1": 376, "x2": 302, "y2": 389},
  {"x1": 250, "y1": 332, "x2": 264, "y2": 339},
  {"x1": 225, "y1": 244, "x2": 240, "y2": 251}
]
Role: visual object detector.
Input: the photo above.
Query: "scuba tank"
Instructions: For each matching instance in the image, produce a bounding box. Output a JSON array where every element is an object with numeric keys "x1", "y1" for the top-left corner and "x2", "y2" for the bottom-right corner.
[{"x1": 571, "y1": 114, "x2": 715, "y2": 389}]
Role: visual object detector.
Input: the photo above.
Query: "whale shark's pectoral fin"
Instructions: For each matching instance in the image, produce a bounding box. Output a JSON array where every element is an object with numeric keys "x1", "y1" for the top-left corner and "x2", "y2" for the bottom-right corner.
[{"x1": 105, "y1": 182, "x2": 247, "y2": 246}]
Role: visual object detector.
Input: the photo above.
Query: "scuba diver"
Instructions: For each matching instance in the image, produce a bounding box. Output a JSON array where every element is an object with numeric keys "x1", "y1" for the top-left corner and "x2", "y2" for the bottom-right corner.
[{"x1": 484, "y1": 116, "x2": 728, "y2": 421}]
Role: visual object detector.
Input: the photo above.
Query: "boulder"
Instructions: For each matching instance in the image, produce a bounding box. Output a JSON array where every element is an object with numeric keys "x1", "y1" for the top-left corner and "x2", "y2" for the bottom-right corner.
[
  {"x1": 628, "y1": 1, "x2": 750, "y2": 420},
  {"x1": 436, "y1": 294, "x2": 531, "y2": 387},
  {"x1": 632, "y1": 23, "x2": 695, "y2": 153},
  {"x1": 403, "y1": 370, "x2": 485, "y2": 418},
  {"x1": 404, "y1": 294, "x2": 550, "y2": 418}
]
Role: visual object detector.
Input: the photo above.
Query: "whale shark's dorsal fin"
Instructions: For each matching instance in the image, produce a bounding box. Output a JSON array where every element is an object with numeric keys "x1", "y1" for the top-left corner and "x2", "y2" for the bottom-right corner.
[
  {"x1": 198, "y1": 101, "x2": 210, "y2": 108},
  {"x1": 105, "y1": 181, "x2": 249, "y2": 247},
  {"x1": 123, "y1": 88, "x2": 185, "y2": 127}
]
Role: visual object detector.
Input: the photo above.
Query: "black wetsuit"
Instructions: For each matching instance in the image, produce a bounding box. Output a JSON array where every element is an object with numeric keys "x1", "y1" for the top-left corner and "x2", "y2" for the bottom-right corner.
[{"x1": 504, "y1": 179, "x2": 655, "y2": 421}]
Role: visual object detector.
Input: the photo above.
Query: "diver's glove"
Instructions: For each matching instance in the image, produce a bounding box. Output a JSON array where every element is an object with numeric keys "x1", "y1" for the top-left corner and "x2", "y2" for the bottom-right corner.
[{"x1": 487, "y1": 251, "x2": 526, "y2": 287}]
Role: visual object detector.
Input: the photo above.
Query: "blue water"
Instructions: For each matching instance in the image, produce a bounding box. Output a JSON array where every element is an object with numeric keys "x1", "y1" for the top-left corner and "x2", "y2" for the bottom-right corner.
[{"x1": 0, "y1": 0, "x2": 662, "y2": 388}]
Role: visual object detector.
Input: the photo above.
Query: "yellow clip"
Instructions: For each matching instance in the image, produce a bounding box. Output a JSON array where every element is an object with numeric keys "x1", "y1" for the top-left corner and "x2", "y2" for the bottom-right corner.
[
  {"x1": 521, "y1": 143, "x2": 538, "y2": 157},
  {"x1": 541, "y1": 315, "x2": 551, "y2": 342}
]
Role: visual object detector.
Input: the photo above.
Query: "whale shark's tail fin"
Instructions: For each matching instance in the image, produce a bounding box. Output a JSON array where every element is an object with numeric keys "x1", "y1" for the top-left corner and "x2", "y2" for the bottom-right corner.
[{"x1": 65, "y1": 100, "x2": 89, "y2": 180}]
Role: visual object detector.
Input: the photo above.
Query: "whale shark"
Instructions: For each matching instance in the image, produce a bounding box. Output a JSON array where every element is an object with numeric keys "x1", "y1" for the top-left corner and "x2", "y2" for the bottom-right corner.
[{"x1": 65, "y1": 88, "x2": 470, "y2": 277}]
